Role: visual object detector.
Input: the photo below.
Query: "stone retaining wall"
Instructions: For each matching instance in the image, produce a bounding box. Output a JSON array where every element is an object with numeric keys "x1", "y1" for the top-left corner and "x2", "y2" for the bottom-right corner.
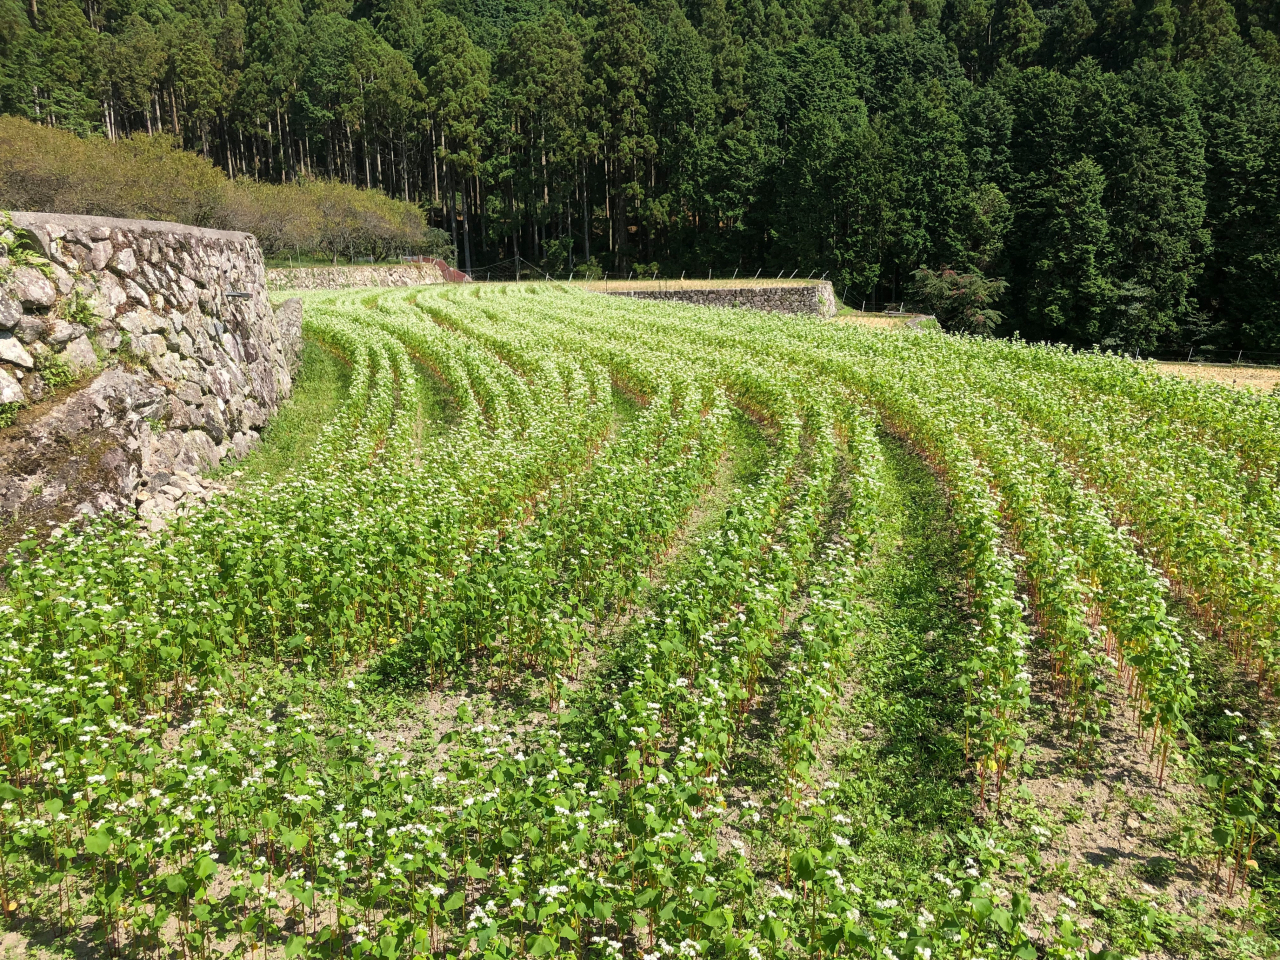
[
  {"x1": 605, "y1": 281, "x2": 837, "y2": 317},
  {"x1": 0, "y1": 211, "x2": 301, "y2": 535},
  {"x1": 266, "y1": 261, "x2": 446, "y2": 291}
]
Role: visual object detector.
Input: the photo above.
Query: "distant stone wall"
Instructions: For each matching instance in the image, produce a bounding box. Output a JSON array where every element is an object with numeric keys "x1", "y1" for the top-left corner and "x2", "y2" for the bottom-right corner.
[
  {"x1": 605, "y1": 282, "x2": 837, "y2": 318},
  {"x1": 0, "y1": 211, "x2": 301, "y2": 535},
  {"x1": 266, "y1": 261, "x2": 446, "y2": 291}
]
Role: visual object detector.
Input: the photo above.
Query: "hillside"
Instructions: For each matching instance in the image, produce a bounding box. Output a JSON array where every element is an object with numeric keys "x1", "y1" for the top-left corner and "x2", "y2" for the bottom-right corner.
[
  {"x1": 3, "y1": 0, "x2": 1279, "y2": 352},
  {"x1": 0, "y1": 284, "x2": 1277, "y2": 958}
]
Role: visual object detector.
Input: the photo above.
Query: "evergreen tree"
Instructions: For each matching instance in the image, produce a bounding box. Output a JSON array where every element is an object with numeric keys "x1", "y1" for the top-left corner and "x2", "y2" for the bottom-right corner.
[
  {"x1": 421, "y1": 12, "x2": 489, "y2": 273},
  {"x1": 1192, "y1": 39, "x2": 1280, "y2": 347},
  {"x1": 650, "y1": 1, "x2": 716, "y2": 262},
  {"x1": 1176, "y1": 0, "x2": 1239, "y2": 61},
  {"x1": 369, "y1": 0, "x2": 421, "y2": 52},
  {"x1": 889, "y1": 78, "x2": 970, "y2": 273},
  {"x1": 1023, "y1": 157, "x2": 1113, "y2": 341},
  {"x1": 1102, "y1": 60, "x2": 1208, "y2": 346},
  {"x1": 1048, "y1": 0, "x2": 1096, "y2": 68},
  {"x1": 992, "y1": 0, "x2": 1044, "y2": 67},
  {"x1": 497, "y1": 10, "x2": 586, "y2": 262},
  {"x1": 587, "y1": 0, "x2": 654, "y2": 271},
  {"x1": 1129, "y1": 0, "x2": 1178, "y2": 60}
]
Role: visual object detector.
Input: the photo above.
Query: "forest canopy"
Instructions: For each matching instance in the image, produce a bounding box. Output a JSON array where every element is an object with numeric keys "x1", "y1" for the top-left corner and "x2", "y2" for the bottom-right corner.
[{"x1": 2, "y1": 0, "x2": 1279, "y2": 349}]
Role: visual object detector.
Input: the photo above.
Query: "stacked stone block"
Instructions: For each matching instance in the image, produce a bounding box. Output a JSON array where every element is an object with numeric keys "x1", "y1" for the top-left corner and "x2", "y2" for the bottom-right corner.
[{"x1": 0, "y1": 212, "x2": 300, "y2": 532}]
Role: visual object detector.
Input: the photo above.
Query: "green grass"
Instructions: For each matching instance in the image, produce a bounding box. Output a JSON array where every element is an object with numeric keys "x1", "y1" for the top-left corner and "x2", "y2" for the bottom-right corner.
[
  {"x1": 827, "y1": 433, "x2": 976, "y2": 853},
  {"x1": 218, "y1": 338, "x2": 351, "y2": 481}
]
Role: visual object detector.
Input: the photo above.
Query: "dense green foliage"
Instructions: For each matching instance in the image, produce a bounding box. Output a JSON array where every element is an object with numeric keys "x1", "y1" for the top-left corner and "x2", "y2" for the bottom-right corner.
[
  {"x1": 0, "y1": 118, "x2": 454, "y2": 262},
  {"x1": 3, "y1": 0, "x2": 1280, "y2": 347},
  {"x1": 1, "y1": 284, "x2": 1279, "y2": 957}
]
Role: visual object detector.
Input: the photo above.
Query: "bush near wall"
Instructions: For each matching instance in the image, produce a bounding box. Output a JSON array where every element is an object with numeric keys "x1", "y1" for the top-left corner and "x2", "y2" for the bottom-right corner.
[{"x1": 0, "y1": 117, "x2": 453, "y2": 265}]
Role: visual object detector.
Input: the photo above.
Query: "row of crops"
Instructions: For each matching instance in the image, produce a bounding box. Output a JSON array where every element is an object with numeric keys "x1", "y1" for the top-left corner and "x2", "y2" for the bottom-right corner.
[{"x1": 1, "y1": 283, "x2": 1278, "y2": 958}]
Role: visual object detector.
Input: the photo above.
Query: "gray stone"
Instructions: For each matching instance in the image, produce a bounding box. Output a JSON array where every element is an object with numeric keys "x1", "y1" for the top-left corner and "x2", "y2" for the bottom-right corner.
[
  {"x1": 221, "y1": 332, "x2": 241, "y2": 362},
  {"x1": 605, "y1": 281, "x2": 838, "y2": 317},
  {"x1": 51, "y1": 264, "x2": 74, "y2": 295},
  {"x1": 0, "y1": 367, "x2": 22, "y2": 404},
  {"x1": 242, "y1": 397, "x2": 266, "y2": 429},
  {"x1": 12, "y1": 266, "x2": 57, "y2": 307},
  {"x1": 63, "y1": 242, "x2": 91, "y2": 270},
  {"x1": 230, "y1": 430, "x2": 259, "y2": 459},
  {"x1": 264, "y1": 262, "x2": 449, "y2": 291},
  {"x1": 14, "y1": 316, "x2": 46, "y2": 344},
  {"x1": 147, "y1": 350, "x2": 187, "y2": 382},
  {"x1": 117, "y1": 309, "x2": 154, "y2": 338},
  {"x1": 47, "y1": 319, "x2": 87, "y2": 345},
  {"x1": 175, "y1": 380, "x2": 203, "y2": 404},
  {"x1": 92, "y1": 271, "x2": 127, "y2": 313},
  {"x1": 0, "y1": 334, "x2": 34, "y2": 368},
  {"x1": 90, "y1": 241, "x2": 113, "y2": 270},
  {"x1": 276, "y1": 297, "x2": 303, "y2": 370},
  {"x1": 137, "y1": 496, "x2": 174, "y2": 521},
  {"x1": 124, "y1": 279, "x2": 149, "y2": 304},
  {"x1": 25, "y1": 223, "x2": 64, "y2": 257},
  {"x1": 111, "y1": 247, "x2": 138, "y2": 276},
  {"x1": 62, "y1": 336, "x2": 99, "y2": 373},
  {"x1": 190, "y1": 328, "x2": 216, "y2": 363},
  {"x1": 199, "y1": 395, "x2": 227, "y2": 442},
  {"x1": 0, "y1": 293, "x2": 20, "y2": 330},
  {"x1": 134, "y1": 333, "x2": 167, "y2": 357},
  {"x1": 167, "y1": 399, "x2": 199, "y2": 428},
  {"x1": 94, "y1": 327, "x2": 122, "y2": 352}
]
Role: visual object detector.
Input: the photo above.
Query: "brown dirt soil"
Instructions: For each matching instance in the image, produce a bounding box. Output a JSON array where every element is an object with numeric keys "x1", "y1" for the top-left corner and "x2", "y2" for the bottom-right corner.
[
  {"x1": 829, "y1": 311, "x2": 939, "y2": 331},
  {"x1": 1157, "y1": 362, "x2": 1280, "y2": 393},
  {"x1": 1007, "y1": 643, "x2": 1245, "y2": 955}
]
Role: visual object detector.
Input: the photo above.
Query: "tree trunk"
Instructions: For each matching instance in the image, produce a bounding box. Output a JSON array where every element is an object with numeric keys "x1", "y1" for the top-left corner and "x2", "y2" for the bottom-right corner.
[
  {"x1": 446, "y1": 163, "x2": 459, "y2": 263},
  {"x1": 401, "y1": 128, "x2": 410, "y2": 202},
  {"x1": 461, "y1": 173, "x2": 474, "y2": 275},
  {"x1": 611, "y1": 160, "x2": 626, "y2": 269},
  {"x1": 476, "y1": 174, "x2": 486, "y2": 259},
  {"x1": 582, "y1": 159, "x2": 590, "y2": 263},
  {"x1": 510, "y1": 178, "x2": 520, "y2": 271}
]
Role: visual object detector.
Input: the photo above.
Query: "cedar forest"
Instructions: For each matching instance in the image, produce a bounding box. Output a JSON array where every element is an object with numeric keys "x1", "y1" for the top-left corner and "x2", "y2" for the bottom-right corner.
[{"x1": 2, "y1": 0, "x2": 1279, "y2": 349}]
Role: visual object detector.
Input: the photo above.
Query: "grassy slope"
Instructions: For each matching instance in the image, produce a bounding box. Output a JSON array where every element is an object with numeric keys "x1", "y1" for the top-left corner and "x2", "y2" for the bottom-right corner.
[{"x1": 217, "y1": 339, "x2": 351, "y2": 482}]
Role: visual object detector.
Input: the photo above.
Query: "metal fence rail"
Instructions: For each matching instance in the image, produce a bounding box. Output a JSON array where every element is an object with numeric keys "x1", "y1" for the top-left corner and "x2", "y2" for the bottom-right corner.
[{"x1": 1137, "y1": 347, "x2": 1280, "y2": 367}]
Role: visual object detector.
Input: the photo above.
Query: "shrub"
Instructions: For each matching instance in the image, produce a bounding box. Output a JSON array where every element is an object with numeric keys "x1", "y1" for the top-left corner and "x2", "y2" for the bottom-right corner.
[
  {"x1": 910, "y1": 265, "x2": 1008, "y2": 336},
  {"x1": 0, "y1": 117, "x2": 451, "y2": 264},
  {"x1": 34, "y1": 349, "x2": 79, "y2": 389}
]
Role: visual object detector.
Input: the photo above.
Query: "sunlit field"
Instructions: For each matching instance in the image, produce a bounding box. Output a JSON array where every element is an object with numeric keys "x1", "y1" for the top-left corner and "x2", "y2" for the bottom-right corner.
[{"x1": 3, "y1": 284, "x2": 1279, "y2": 959}]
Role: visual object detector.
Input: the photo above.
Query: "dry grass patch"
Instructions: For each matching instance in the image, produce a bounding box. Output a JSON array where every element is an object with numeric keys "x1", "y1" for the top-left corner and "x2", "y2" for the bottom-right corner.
[{"x1": 1157, "y1": 362, "x2": 1280, "y2": 392}]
